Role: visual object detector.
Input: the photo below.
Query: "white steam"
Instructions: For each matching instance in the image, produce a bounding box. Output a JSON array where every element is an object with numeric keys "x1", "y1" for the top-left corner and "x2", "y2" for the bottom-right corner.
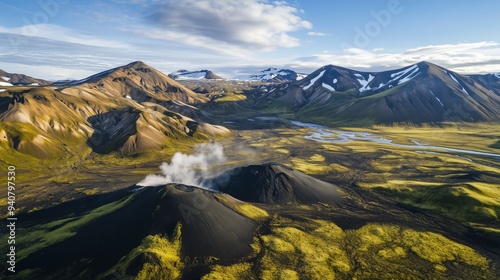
[{"x1": 136, "y1": 142, "x2": 226, "y2": 188}]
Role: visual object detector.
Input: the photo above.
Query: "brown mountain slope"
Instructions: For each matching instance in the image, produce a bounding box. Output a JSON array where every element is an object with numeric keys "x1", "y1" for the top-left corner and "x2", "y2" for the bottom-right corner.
[
  {"x1": 0, "y1": 63, "x2": 229, "y2": 158},
  {"x1": 58, "y1": 61, "x2": 207, "y2": 105}
]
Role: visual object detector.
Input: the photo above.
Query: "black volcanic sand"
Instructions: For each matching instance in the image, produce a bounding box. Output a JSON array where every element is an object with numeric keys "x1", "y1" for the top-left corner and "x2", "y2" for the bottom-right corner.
[
  {"x1": 2, "y1": 184, "x2": 256, "y2": 279},
  {"x1": 152, "y1": 184, "x2": 256, "y2": 262},
  {"x1": 2, "y1": 163, "x2": 500, "y2": 279},
  {"x1": 207, "y1": 162, "x2": 344, "y2": 204},
  {"x1": 208, "y1": 163, "x2": 500, "y2": 269}
]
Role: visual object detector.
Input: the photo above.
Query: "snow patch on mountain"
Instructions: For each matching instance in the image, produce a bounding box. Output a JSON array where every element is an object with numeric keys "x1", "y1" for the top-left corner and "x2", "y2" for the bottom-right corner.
[
  {"x1": 303, "y1": 70, "x2": 326, "y2": 90},
  {"x1": 296, "y1": 74, "x2": 307, "y2": 80},
  {"x1": 375, "y1": 83, "x2": 385, "y2": 89},
  {"x1": 429, "y1": 90, "x2": 444, "y2": 107},
  {"x1": 449, "y1": 73, "x2": 460, "y2": 84},
  {"x1": 391, "y1": 64, "x2": 418, "y2": 79},
  {"x1": 448, "y1": 73, "x2": 469, "y2": 95},
  {"x1": 322, "y1": 83, "x2": 335, "y2": 91},
  {"x1": 1, "y1": 76, "x2": 10, "y2": 82},
  {"x1": 257, "y1": 70, "x2": 280, "y2": 81},
  {"x1": 379, "y1": 65, "x2": 421, "y2": 87},
  {"x1": 0, "y1": 89, "x2": 5, "y2": 92},
  {"x1": 0, "y1": 81, "x2": 13, "y2": 86},
  {"x1": 355, "y1": 73, "x2": 374, "y2": 92},
  {"x1": 495, "y1": 73, "x2": 500, "y2": 79},
  {"x1": 397, "y1": 67, "x2": 420, "y2": 85}
]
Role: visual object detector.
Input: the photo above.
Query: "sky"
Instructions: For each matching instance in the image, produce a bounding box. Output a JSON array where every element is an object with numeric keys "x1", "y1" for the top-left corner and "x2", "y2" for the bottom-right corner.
[{"x1": 1, "y1": 0, "x2": 500, "y2": 80}]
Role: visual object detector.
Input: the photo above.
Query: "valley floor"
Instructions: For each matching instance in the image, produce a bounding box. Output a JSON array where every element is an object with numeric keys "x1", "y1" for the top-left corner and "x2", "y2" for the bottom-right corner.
[
  {"x1": 3, "y1": 119, "x2": 499, "y2": 229},
  {"x1": 1, "y1": 119, "x2": 499, "y2": 278}
]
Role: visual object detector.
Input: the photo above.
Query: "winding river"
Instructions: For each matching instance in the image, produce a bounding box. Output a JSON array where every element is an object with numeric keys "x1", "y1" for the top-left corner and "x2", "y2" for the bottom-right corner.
[{"x1": 290, "y1": 121, "x2": 500, "y2": 160}]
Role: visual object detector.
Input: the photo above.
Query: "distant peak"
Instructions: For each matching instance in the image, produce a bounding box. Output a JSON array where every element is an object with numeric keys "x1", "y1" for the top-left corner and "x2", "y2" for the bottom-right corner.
[
  {"x1": 322, "y1": 64, "x2": 350, "y2": 71},
  {"x1": 125, "y1": 61, "x2": 148, "y2": 68},
  {"x1": 169, "y1": 69, "x2": 223, "y2": 80},
  {"x1": 415, "y1": 61, "x2": 439, "y2": 68}
]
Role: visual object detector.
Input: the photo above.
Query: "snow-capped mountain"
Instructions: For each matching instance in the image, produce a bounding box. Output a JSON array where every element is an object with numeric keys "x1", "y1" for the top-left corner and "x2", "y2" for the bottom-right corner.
[
  {"x1": 168, "y1": 69, "x2": 223, "y2": 80},
  {"x1": 237, "y1": 68, "x2": 307, "y2": 83},
  {"x1": 294, "y1": 62, "x2": 431, "y2": 95},
  {"x1": 263, "y1": 61, "x2": 500, "y2": 123}
]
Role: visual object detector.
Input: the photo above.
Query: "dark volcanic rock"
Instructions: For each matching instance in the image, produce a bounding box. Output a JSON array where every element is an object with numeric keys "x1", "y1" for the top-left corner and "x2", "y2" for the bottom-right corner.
[{"x1": 208, "y1": 162, "x2": 344, "y2": 204}]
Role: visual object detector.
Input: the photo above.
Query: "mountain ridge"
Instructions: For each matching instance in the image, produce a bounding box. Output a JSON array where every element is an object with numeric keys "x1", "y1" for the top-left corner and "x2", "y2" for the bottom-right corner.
[
  {"x1": 0, "y1": 61, "x2": 229, "y2": 158},
  {"x1": 168, "y1": 69, "x2": 224, "y2": 80},
  {"x1": 234, "y1": 67, "x2": 307, "y2": 83},
  {"x1": 261, "y1": 61, "x2": 500, "y2": 124},
  {"x1": 0, "y1": 69, "x2": 51, "y2": 86}
]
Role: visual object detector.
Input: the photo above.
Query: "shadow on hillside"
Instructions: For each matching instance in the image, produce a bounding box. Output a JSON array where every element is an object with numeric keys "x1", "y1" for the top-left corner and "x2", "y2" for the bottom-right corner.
[
  {"x1": 10, "y1": 185, "x2": 161, "y2": 279},
  {"x1": 87, "y1": 108, "x2": 140, "y2": 154}
]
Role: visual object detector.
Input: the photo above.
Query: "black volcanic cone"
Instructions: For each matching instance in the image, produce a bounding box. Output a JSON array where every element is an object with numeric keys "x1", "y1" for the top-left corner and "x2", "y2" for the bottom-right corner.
[
  {"x1": 152, "y1": 184, "x2": 256, "y2": 261},
  {"x1": 207, "y1": 162, "x2": 344, "y2": 204},
  {"x1": 9, "y1": 184, "x2": 256, "y2": 279}
]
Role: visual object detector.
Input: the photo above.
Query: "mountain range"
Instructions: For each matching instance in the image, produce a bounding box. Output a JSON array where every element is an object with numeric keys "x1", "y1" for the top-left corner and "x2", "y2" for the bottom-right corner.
[
  {"x1": 167, "y1": 68, "x2": 307, "y2": 83},
  {"x1": 260, "y1": 61, "x2": 500, "y2": 124},
  {"x1": 168, "y1": 69, "x2": 224, "y2": 80},
  {"x1": 234, "y1": 67, "x2": 307, "y2": 82},
  {"x1": 0, "y1": 69, "x2": 50, "y2": 86},
  {"x1": 0, "y1": 61, "x2": 228, "y2": 159},
  {"x1": 1, "y1": 61, "x2": 500, "y2": 279},
  {"x1": 1, "y1": 61, "x2": 500, "y2": 158}
]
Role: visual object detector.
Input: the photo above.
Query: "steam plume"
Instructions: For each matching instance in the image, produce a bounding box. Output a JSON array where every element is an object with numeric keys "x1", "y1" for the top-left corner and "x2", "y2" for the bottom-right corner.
[{"x1": 136, "y1": 142, "x2": 226, "y2": 188}]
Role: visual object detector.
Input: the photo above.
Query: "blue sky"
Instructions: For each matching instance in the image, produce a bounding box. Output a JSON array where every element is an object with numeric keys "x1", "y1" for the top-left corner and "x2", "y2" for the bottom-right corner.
[{"x1": 1, "y1": 0, "x2": 500, "y2": 80}]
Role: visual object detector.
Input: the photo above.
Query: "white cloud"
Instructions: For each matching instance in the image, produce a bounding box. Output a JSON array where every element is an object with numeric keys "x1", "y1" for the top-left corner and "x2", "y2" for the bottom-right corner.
[
  {"x1": 146, "y1": 0, "x2": 312, "y2": 51},
  {"x1": 404, "y1": 41, "x2": 497, "y2": 55},
  {"x1": 135, "y1": 29, "x2": 253, "y2": 58},
  {"x1": 0, "y1": 61, "x2": 96, "y2": 81},
  {"x1": 0, "y1": 24, "x2": 129, "y2": 48},
  {"x1": 307, "y1": 31, "x2": 328, "y2": 36},
  {"x1": 290, "y1": 41, "x2": 500, "y2": 74}
]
